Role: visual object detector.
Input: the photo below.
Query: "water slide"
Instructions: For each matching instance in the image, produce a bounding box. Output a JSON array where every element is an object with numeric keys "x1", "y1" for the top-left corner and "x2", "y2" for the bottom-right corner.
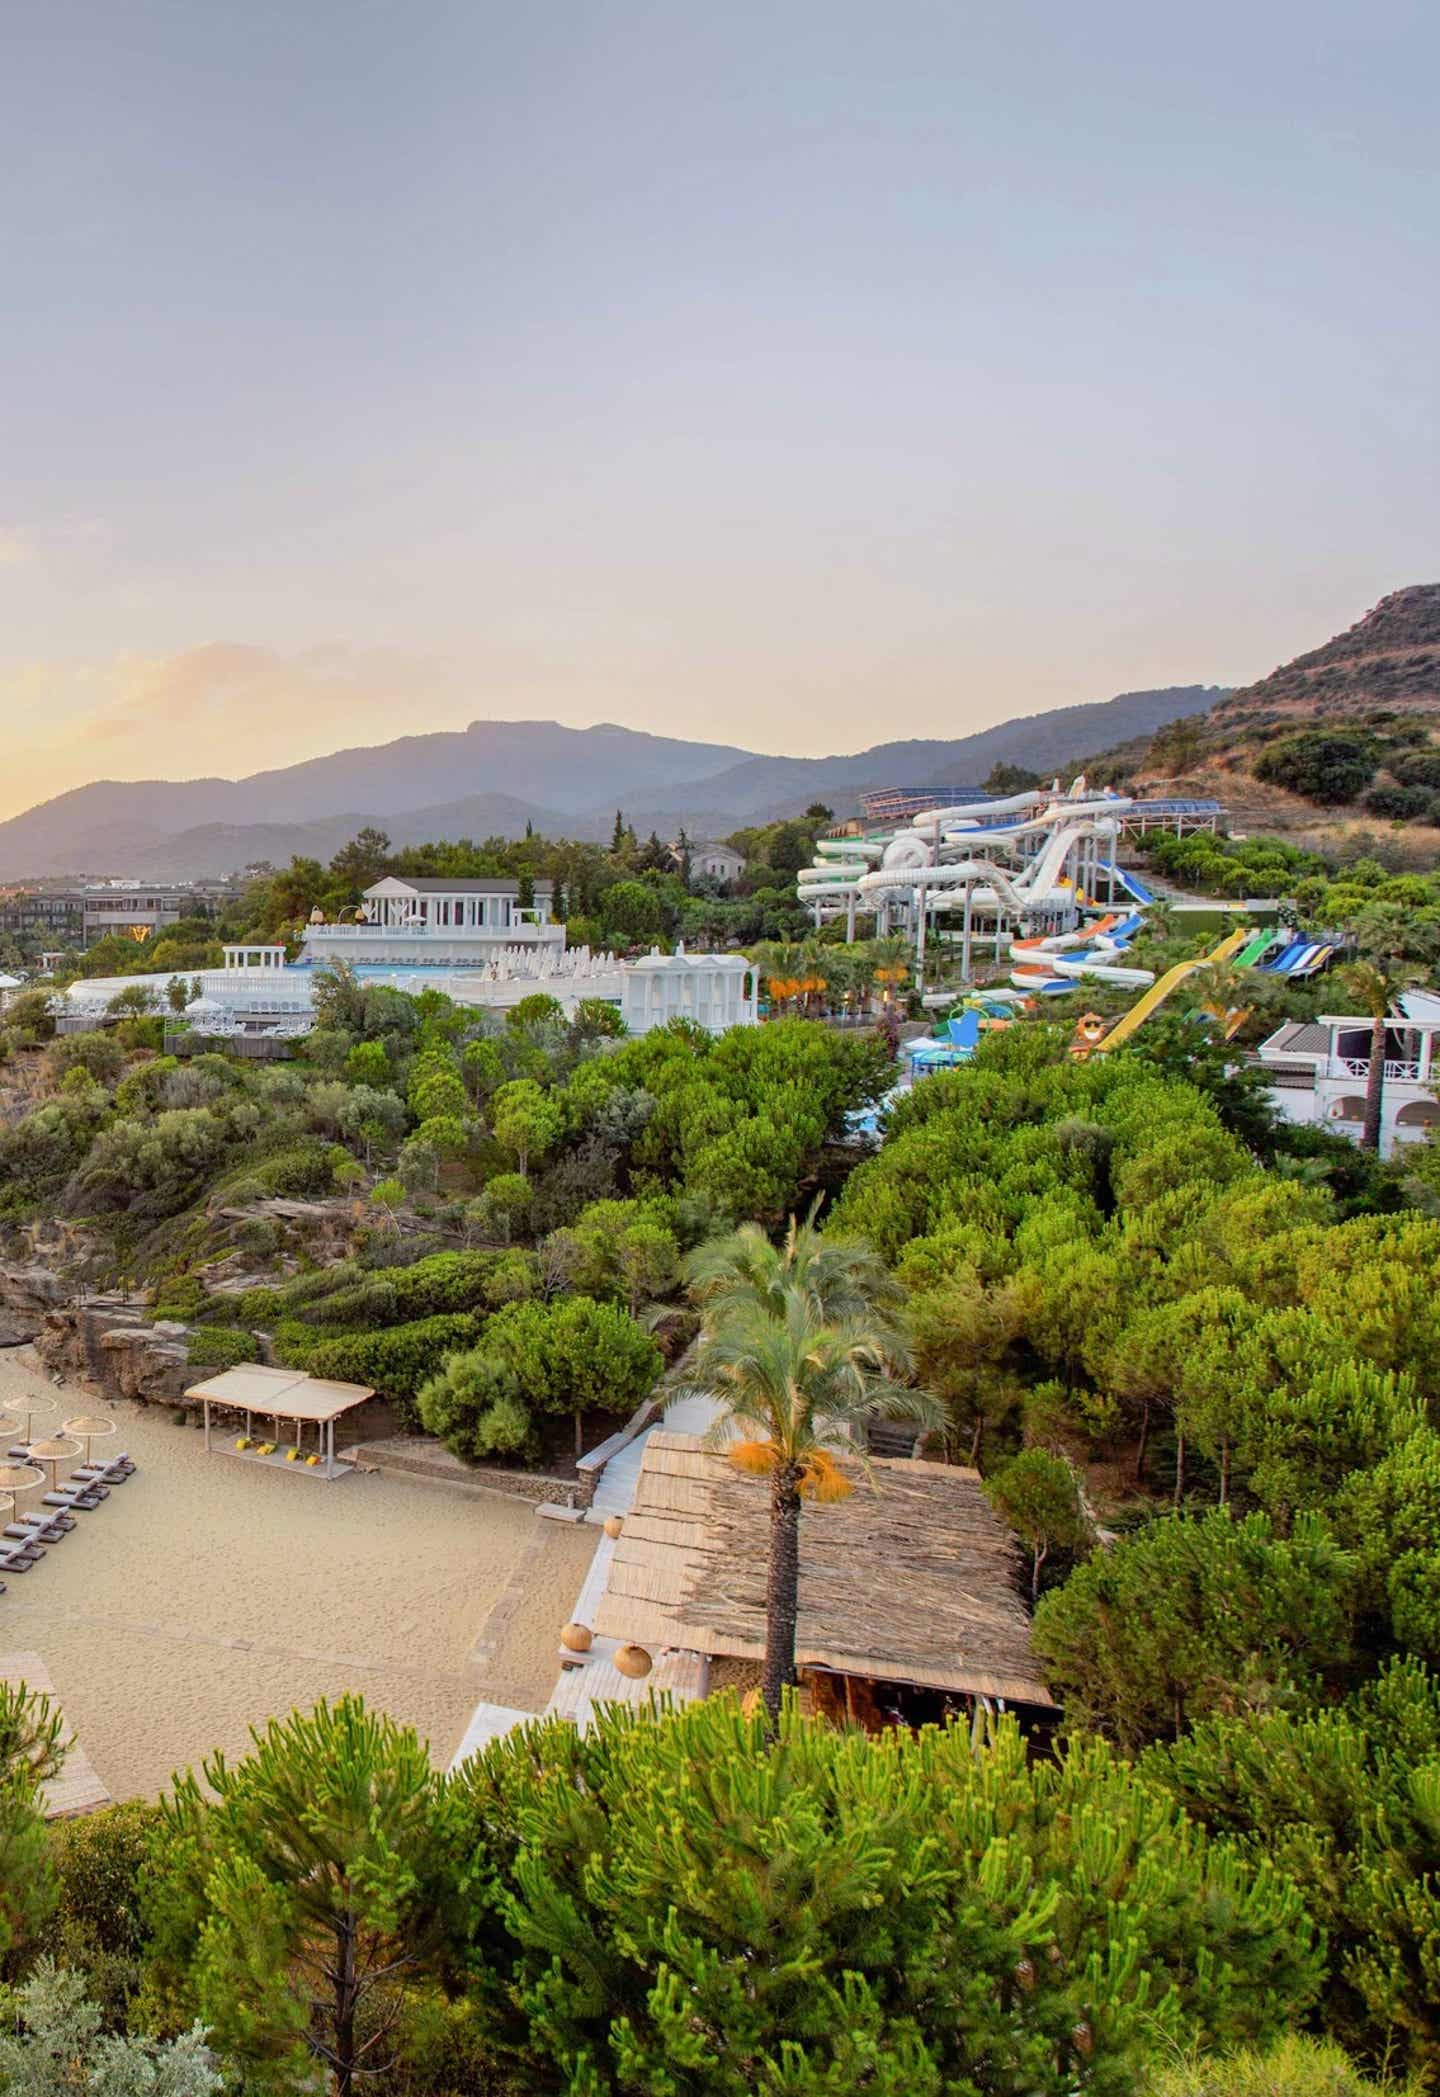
[
  {"x1": 1091, "y1": 925, "x2": 1252, "y2": 1052},
  {"x1": 1113, "y1": 866, "x2": 1157, "y2": 905}
]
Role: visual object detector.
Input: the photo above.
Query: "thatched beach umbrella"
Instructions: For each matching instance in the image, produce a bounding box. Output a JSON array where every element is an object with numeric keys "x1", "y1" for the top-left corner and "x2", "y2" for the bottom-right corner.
[
  {"x1": 27, "y1": 1436, "x2": 82, "y2": 1493},
  {"x1": 7, "y1": 1392, "x2": 53, "y2": 1444},
  {"x1": 64, "y1": 1415, "x2": 116, "y2": 1468},
  {"x1": 0, "y1": 1461, "x2": 43, "y2": 1522}
]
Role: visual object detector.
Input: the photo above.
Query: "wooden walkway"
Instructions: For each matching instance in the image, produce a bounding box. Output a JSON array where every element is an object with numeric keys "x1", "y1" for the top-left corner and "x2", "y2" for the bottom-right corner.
[{"x1": 0, "y1": 1652, "x2": 112, "y2": 1819}]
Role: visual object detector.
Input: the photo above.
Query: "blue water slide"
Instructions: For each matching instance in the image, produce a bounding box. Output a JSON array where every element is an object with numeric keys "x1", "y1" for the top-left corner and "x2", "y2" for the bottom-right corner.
[
  {"x1": 946, "y1": 1011, "x2": 983, "y2": 1051},
  {"x1": 1112, "y1": 867, "x2": 1157, "y2": 905},
  {"x1": 1261, "y1": 940, "x2": 1307, "y2": 974}
]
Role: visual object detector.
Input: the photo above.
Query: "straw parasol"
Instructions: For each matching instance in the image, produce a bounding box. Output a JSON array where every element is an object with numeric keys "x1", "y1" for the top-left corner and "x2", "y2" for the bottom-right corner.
[
  {"x1": 13, "y1": 1392, "x2": 55, "y2": 1445},
  {"x1": 0, "y1": 1460, "x2": 43, "y2": 1522},
  {"x1": 64, "y1": 1415, "x2": 116, "y2": 1467},
  {"x1": 27, "y1": 1436, "x2": 82, "y2": 1493},
  {"x1": 0, "y1": 1415, "x2": 19, "y2": 1448}
]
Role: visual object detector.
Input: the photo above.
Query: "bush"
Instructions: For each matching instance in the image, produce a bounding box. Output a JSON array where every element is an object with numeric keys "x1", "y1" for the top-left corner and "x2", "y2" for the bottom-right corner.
[
  {"x1": 1393, "y1": 749, "x2": 1440, "y2": 790},
  {"x1": 418, "y1": 1296, "x2": 660, "y2": 1461},
  {"x1": 184, "y1": 1326, "x2": 261, "y2": 1371},
  {"x1": 1362, "y1": 784, "x2": 1431, "y2": 821},
  {"x1": 252, "y1": 1140, "x2": 339, "y2": 1197},
  {"x1": 1253, "y1": 732, "x2": 1377, "y2": 805},
  {"x1": 41, "y1": 1799, "x2": 163, "y2": 2025},
  {"x1": 297, "y1": 1313, "x2": 485, "y2": 1426},
  {"x1": 45, "y1": 1030, "x2": 125, "y2": 1085}
]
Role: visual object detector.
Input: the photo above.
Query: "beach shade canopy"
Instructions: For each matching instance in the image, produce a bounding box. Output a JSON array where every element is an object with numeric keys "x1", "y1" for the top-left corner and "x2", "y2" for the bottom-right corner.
[
  {"x1": 185, "y1": 1365, "x2": 375, "y2": 1476},
  {"x1": 64, "y1": 1415, "x2": 116, "y2": 1465},
  {"x1": 0, "y1": 1415, "x2": 20, "y2": 1442},
  {"x1": 27, "y1": 1436, "x2": 83, "y2": 1491},
  {"x1": 0, "y1": 1460, "x2": 44, "y2": 1514},
  {"x1": 11, "y1": 1393, "x2": 54, "y2": 1443}
]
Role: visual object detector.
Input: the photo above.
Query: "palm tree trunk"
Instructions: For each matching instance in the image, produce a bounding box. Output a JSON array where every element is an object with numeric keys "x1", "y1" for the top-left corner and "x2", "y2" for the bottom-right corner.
[
  {"x1": 1362, "y1": 1015, "x2": 1386, "y2": 1153},
  {"x1": 761, "y1": 1460, "x2": 803, "y2": 1732}
]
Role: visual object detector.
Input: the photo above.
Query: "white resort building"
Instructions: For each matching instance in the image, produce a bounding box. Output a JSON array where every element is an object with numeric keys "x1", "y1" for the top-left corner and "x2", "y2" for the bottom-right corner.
[
  {"x1": 1255, "y1": 1005, "x2": 1440, "y2": 1159},
  {"x1": 301, "y1": 877, "x2": 563, "y2": 966},
  {"x1": 54, "y1": 940, "x2": 758, "y2": 1046}
]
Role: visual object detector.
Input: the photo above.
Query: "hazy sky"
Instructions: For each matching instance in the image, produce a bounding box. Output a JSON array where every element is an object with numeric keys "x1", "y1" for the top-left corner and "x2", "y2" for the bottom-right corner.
[{"x1": 2, "y1": 0, "x2": 1436, "y2": 815}]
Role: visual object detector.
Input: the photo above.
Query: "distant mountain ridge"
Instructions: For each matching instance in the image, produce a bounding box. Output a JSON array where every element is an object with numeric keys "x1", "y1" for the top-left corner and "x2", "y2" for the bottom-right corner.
[{"x1": 0, "y1": 686, "x2": 1221, "y2": 878}]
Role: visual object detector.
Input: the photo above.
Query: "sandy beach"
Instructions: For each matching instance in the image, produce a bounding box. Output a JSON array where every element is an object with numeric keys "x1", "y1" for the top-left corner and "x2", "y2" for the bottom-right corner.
[{"x1": 0, "y1": 1348, "x2": 594, "y2": 1800}]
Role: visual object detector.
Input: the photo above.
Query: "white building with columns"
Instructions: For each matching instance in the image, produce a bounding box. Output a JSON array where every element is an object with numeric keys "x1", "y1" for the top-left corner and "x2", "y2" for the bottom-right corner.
[{"x1": 301, "y1": 876, "x2": 563, "y2": 967}]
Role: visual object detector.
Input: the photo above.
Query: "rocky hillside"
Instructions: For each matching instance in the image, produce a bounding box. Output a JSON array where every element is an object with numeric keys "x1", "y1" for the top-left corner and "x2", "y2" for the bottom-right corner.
[{"x1": 1215, "y1": 585, "x2": 1440, "y2": 723}]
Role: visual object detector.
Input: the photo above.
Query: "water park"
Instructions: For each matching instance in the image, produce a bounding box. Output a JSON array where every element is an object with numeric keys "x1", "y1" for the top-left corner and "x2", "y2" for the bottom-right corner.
[{"x1": 798, "y1": 782, "x2": 1389, "y2": 1132}]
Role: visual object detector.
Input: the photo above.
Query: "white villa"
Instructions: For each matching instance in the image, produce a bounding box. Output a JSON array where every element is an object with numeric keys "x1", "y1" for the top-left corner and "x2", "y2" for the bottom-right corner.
[
  {"x1": 300, "y1": 877, "x2": 563, "y2": 967},
  {"x1": 1255, "y1": 1007, "x2": 1440, "y2": 1159}
]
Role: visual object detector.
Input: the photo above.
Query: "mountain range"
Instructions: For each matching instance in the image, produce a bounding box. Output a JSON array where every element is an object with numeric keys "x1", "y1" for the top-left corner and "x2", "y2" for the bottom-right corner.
[{"x1": 0, "y1": 686, "x2": 1223, "y2": 879}]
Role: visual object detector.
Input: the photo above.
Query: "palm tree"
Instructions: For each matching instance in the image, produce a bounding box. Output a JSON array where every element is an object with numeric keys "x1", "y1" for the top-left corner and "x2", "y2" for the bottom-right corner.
[
  {"x1": 1337, "y1": 957, "x2": 1418, "y2": 1153},
  {"x1": 677, "y1": 1215, "x2": 940, "y2": 1730}
]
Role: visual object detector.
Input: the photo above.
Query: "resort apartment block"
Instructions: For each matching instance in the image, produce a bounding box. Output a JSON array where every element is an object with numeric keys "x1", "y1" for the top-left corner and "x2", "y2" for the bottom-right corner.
[
  {"x1": 300, "y1": 876, "x2": 562, "y2": 967},
  {"x1": 0, "y1": 882, "x2": 204, "y2": 949}
]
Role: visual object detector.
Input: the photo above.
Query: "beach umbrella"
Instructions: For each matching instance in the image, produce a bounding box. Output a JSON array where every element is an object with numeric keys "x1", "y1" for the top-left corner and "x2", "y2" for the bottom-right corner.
[
  {"x1": 0, "y1": 1461, "x2": 43, "y2": 1522},
  {"x1": 64, "y1": 1415, "x2": 116, "y2": 1467},
  {"x1": 0, "y1": 1415, "x2": 19, "y2": 1447},
  {"x1": 27, "y1": 1436, "x2": 82, "y2": 1493},
  {"x1": 9, "y1": 1393, "x2": 53, "y2": 1444}
]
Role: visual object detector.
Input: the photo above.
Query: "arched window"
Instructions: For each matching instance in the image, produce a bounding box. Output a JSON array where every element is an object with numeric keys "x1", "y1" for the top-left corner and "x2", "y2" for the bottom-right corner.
[
  {"x1": 1395, "y1": 1101, "x2": 1440, "y2": 1128},
  {"x1": 1329, "y1": 1095, "x2": 1368, "y2": 1124}
]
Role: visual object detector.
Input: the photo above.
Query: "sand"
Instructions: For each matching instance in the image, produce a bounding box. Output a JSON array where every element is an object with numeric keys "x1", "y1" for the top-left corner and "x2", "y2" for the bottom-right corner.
[{"x1": 0, "y1": 1348, "x2": 589, "y2": 1800}]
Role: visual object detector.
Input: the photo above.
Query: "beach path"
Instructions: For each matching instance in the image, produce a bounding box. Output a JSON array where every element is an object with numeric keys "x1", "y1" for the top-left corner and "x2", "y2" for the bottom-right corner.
[{"x1": 0, "y1": 1649, "x2": 112, "y2": 1818}]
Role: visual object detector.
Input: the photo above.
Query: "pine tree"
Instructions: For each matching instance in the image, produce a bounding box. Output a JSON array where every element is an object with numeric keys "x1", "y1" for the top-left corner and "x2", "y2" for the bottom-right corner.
[
  {"x1": 448, "y1": 1695, "x2": 1319, "y2": 2094},
  {"x1": 0, "y1": 1677, "x2": 65, "y2": 1963},
  {"x1": 143, "y1": 1698, "x2": 456, "y2": 2097}
]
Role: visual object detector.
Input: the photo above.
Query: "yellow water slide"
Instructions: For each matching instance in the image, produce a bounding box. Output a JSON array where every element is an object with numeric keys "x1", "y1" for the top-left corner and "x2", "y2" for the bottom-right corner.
[{"x1": 1092, "y1": 925, "x2": 1251, "y2": 1053}]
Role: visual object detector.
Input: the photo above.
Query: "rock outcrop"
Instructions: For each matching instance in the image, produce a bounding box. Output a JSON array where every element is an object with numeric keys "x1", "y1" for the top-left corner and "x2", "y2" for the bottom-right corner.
[
  {"x1": 34, "y1": 1298, "x2": 192, "y2": 1406},
  {"x1": 0, "y1": 1263, "x2": 72, "y2": 1347}
]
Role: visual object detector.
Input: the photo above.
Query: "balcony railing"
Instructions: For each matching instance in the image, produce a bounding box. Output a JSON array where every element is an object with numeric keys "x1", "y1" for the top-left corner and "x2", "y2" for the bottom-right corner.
[{"x1": 1336, "y1": 1056, "x2": 1424, "y2": 1082}]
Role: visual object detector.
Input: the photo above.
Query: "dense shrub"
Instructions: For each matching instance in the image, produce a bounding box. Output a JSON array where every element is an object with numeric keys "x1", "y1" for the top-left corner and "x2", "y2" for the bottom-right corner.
[
  {"x1": 252, "y1": 1140, "x2": 343, "y2": 1197},
  {"x1": 1393, "y1": 748, "x2": 1440, "y2": 790},
  {"x1": 1362, "y1": 784, "x2": 1430, "y2": 821},
  {"x1": 1253, "y1": 732, "x2": 1378, "y2": 805},
  {"x1": 293, "y1": 1312, "x2": 485, "y2": 1426},
  {"x1": 419, "y1": 1295, "x2": 661, "y2": 1459},
  {"x1": 45, "y1": 1030, "x2": 125, "y2": 1085},
  {"x1": 40, "y1": 1799, "x2": 163, "y2": 2025},
  {"x1": 183, "y1": 1326, "x2": 260, "y2": 1371}
]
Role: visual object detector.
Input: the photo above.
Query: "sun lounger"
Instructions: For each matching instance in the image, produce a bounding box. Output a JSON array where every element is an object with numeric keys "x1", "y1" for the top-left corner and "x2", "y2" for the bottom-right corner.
[
  {"x1": 42, "y1": 1487, "x2": 102, "y2": 1513},
  {"x1": 73, "y1": 1463, "x2": 130, "y2": 1487},
  {"x1": 0, "y1": 1542, "x2": 42, "y2": 1571},
  {"x1": 5, "y1": 1516, "x2": 67, "y2": 1545}
]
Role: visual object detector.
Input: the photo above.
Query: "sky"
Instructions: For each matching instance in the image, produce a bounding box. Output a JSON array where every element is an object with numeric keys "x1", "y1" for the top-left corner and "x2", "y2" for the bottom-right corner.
[{"x1": 1, "y1": 0, "x2": 1436, "y2": 817}]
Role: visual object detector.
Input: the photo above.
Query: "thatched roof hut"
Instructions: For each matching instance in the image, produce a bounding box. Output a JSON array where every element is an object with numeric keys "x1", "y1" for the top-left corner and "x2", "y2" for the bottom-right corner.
[{"x1": 593, "y1": 1433, "x2": 1055, "y2": 1710}]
